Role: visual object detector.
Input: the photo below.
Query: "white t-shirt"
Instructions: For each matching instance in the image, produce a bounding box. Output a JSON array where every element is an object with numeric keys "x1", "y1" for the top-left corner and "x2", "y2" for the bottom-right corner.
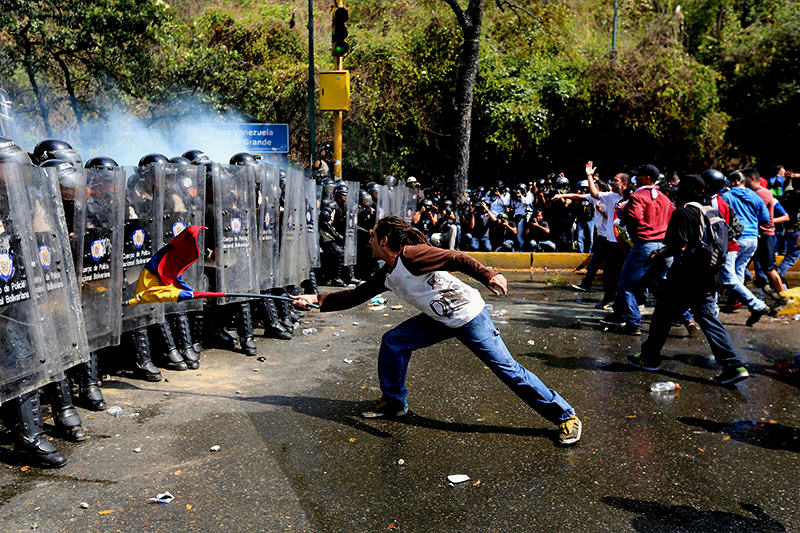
[
  {"x1": 584, "y1": 194, "x2": 607, "y2": 238},
  {"x1": 595, "y1": 191, "x2": 622, "y2": 242}
]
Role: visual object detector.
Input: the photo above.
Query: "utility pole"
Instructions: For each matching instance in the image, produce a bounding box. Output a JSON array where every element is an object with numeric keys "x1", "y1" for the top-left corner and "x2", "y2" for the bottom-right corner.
[
  {"x1": 330, "y1": 1, "x2": 349, "y2": 179},
  {"x1": 307, "y1": 0, "x2": 316, "y2": 169}
]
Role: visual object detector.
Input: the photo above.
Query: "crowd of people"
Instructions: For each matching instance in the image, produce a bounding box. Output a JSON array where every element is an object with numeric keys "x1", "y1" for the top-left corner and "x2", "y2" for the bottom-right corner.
[{"x1": 1, "y1": 132, "x2": 798, "y2": 469}]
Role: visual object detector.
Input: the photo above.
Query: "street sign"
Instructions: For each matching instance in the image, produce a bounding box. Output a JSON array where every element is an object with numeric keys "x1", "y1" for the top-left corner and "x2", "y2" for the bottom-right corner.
[{"x1": 211, "y1": 123, "x2": 290, "y2": 154}]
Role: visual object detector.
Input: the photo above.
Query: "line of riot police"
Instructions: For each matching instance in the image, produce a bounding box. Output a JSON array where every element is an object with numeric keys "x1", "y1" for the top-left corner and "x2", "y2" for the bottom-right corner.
[{"x1": 0, "y1": 136, "x2": 328, "y2": 468}]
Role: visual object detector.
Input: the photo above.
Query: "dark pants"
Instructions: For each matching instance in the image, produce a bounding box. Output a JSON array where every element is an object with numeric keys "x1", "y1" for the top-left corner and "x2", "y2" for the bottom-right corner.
[
  {"x1": 641, "y1": 287, "x2": 744, "y2": 368},
  {"x1": 579, "y1": 237, "x2": 607, "y2": 290}
]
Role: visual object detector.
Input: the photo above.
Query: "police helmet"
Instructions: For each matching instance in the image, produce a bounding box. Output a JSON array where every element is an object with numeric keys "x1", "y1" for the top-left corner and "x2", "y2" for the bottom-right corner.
[
  {"x1": 384, "y1": 175, "x2": 397, "y2": 187},
  {"x1": 41, "y1": 159, "x2": 78, "y2": 190},
  {"x1": 84, "y1": 156, "x2": 119, "y2": 170},
  {"x1": 358, "y1": 189, "x2": 372, "y2": 206},
  {"x1": 700, "y1": 169, "x2": 726, "y2": 194},
  {"x1": 169, "y1": 156, "x2": 192, "y2": 166},
  {"x1": 182, "y1": 149, "x2": 210, "y2": 164},
  {"x1": 0, "y1": 136, "x2": 32, "y2": 165},
  {"x1": 138, "y1": 153, "x2": 169, "y2": 167},
  {"x1": 365, "y1": 181, "x2": 378, "y2": 191},
  {"x1": 230, "y1": 152, "x2": 258, "y2": 166},
  {"x1": 33, "y1": 138, "x2": 82, "y2": 166},
  {"x1": 334, "y1": 184, "x2": 348, "y2": 197}
]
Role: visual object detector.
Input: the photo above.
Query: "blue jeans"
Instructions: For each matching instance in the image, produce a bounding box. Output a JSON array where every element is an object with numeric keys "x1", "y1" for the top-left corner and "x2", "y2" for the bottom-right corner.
[
  {"x1": 465, "y1": 234, "x2": 492, "y2": 251},
  {"x1": 719, "y1": 250, "x2": 766, "y2": 311},
  {"x1": 377, "y1": 309, "x2": 575, "y2": 424},
  {"x1": 576, "y1": 219, "x2": 595, "y2": 253},
  {"x1": 778, "y1": 231, "x2": 800, "y2": 279},
  {"x1": 615, "y1": 241, "x2": 667, "y2": 328},
  {"x1": 641, "y1": 288, "x2": 744, "y2": 368},
  {"x1": 523, "y1": 239, "x2": 556, "y2": 252},
  {"x1": 734, "y1": 237, "x2": 758, "y2": 284}
]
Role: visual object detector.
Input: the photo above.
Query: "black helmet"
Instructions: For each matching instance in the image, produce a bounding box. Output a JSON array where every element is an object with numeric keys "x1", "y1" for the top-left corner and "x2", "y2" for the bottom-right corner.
[
  {"x1": 358, "y1": 189, "x2": 372, "y2": 205},
  {"x1": 442, "y1": 199, "x2": 453, "y2": 210},
  {"x1": 33, "y1": 138, "x2": 82, "y2": 166},
  {"x1": 334, "y1": 183, "x2": 348, "y2": 197},
  {"x1": 384, "y1": 175, "x2": 397, "y2": 187},
  {"x1": 138, "y1": 153, "x2": 169, "y2": 167},
  {"x1": 230, "y1": 152, "x2": 258, "y2": 166},
  {"x1": 700, "y1": 169, "x2": 726, "y2": 194},
  {"x1": 0, "y1": 136, "x2": 32, "y2": 165},
  {"x1": 494, "y1": 180, "x2": 505, "y2": 189},
  {"x1": 422, "y1": 199, "x2": 434, "y2": 209},
  {"x1": 536, "y1": 178, "x2": 547, "y2": 189},
  {"x1": 516, "y1": 183, "x2": 528, "y2": 194},
  {"x1": 84, "y1": 156, "x2": 119, "y2": 170},
  {"x1": 169, "y1": 156, "x2": 192, "y2": 166},
  {"x1": 182, "y1": 149, "x2": 210, "y2": 164},
  {"x1": 555, "y1": 176, "x2": 570, "y2": 189},
  {"x1": 40, "y1": 158, "x2": 77, "y2": 188}
]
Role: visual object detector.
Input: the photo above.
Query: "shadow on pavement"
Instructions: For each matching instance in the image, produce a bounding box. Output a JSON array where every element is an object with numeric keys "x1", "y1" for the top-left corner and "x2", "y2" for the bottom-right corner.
[
  {"x1": 243, "y1": 395, "x2": 554, "y2": 441},
  {"x1": 677, "y1": 417, "x2": 800, "y2": 453},
  {"x1": 604, "y1": 497, "x2": 786, "y2": 532}
]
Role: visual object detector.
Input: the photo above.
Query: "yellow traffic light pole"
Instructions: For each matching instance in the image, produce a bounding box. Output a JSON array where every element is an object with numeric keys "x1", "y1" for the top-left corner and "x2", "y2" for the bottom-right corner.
[{"x1": 333, "y1": 56, "x2": 343, "y2": 179}]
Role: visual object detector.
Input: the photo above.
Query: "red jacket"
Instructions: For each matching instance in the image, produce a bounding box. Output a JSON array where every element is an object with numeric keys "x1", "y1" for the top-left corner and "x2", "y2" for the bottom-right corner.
[{"x1": 621, "y1": 186, "x2": 674, "y2": 242}]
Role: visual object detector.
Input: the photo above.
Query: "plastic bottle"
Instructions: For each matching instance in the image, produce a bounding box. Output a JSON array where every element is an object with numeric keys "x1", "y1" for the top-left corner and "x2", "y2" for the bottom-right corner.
[{"x1": 650, "y1": 381, "x2": 680, "y2": 392}]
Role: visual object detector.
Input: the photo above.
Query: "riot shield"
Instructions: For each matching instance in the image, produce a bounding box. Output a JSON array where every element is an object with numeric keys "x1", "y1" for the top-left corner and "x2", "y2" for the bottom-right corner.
[
  {"x1": 403, "y1": 185, "x2": 418, "y2": 223},
  {"x1": 162, "y1": 163, "x2": 205, "y2": 313},
  {"x1": 120, "y1": 165, "x2": 164, "y2": 332},
  {"x1": 305, "y1": 178, "x2": 320, "y2": 268},
  {"x1": 256, "y1": 163, "x2": 280, "y2": 290},
  {"x1": 27, "y1": 165, "x2": 90, "y2": 378},
  {"x1": 210, "y1": 164, "x2": 258, "y2": 305},
  {"x1": 0, "y1": 89, "x2": 18, "y2": 139},
  {"x1": 342, "y1": 180, "x2": 359, "y2": 266},
  {"x1": 376, "y1": 185, "x2": 405, "y2": 220},
  {"x1": 74, "y1": 167, "x2": 125, "y2": 351},
  {"x1": 0, "y1": 163, "x2": 50, "y2": 402},
  {"x1": 278, "y1": 167, "x2": 309, "y2": 287}
]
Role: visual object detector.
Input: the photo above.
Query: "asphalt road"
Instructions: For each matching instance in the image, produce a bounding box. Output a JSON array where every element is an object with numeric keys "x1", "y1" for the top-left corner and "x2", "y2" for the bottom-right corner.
[{"x1": 1, "y1": 272, "x2": 798, "y2": 532}]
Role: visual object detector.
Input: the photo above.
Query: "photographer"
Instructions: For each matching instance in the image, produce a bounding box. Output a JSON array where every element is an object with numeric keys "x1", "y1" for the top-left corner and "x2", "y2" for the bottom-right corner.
[
  {"x1": 522, "y1": 209, "x2": 557, "y2": 252},
  {"x1": 491, "y1": 212, "x2": 519, "y2": 251},
  {"x1": 412, "y1": 198, "x2": 438, "y2": 239},
  {"x1": 465, "y1": 198, "x2": 494, "y2": 251},
  {"x1": 430, "y1": 199, "x2": 459, "y2": 249}
]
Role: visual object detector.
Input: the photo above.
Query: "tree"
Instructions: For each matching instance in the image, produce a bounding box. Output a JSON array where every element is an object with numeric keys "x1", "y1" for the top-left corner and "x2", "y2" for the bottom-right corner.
[{"x1": 441, "y1": 0, "x2": 486, "y2": 203}]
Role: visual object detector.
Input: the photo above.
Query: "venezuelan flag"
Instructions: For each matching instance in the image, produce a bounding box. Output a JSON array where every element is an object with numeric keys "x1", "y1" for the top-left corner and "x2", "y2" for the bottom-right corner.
[{"x1": 125, "y1": 225, "x2": 220, "y2": 306}]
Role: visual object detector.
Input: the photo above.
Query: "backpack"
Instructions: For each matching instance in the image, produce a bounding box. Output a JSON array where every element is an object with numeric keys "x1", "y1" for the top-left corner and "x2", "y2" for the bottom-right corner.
[{"x1": 684, "y1": 202, "x2": 728, "y2": 271}]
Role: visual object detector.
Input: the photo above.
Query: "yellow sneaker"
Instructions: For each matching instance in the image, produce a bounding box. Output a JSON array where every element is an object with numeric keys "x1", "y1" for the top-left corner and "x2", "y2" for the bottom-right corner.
[{"x1": 558, "y1": 415, "x2": 582, "y2": 446}]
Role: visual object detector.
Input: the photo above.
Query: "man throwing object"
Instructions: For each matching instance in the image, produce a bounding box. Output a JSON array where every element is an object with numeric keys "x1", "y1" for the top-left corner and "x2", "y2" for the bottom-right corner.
[{"x1": 293, "y1": 216, "x2": 581, "y2": 446}]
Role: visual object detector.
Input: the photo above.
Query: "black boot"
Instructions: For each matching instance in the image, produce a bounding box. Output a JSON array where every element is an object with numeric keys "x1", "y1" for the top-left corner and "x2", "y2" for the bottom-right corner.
[
  {"x1": 169, "y1": 313, "x2": 199, "y2": 369},
  {"x1": 76, "y1": 352, "x2": 106, "y2": 411},
  {"x1": 206, "y1": 308, "x2": 238, "y2": 351},
  {"x1": 236, "y1": 302, "x2": 258, "y2": 356},
  {"x1": 345, "y1": 265, "x2": 362, "y2": 285},
  {"x1": 152, "y1": 322, "x2": 188, "y2": 371},
  {"x1": 4, "y1": 391, "x2": 67, "y2": 468},
  {"x1": 273, "y1": 288, "x2": 296, "y2": 331},
  {"x1": 261, "y1": 298, "x2": 292, "y2": 340},
  {"x1": 288, "y1": 285, "x2": 304, "y2": 320},
  {"x1": 301, "y1": 270, "x2": 319, "y2": 297},
  {"x1": 189, "y1": 312, "x2": 204, "y2": 354},
  {"x1": 45, "y1": 379, "x2": 88, "y2": 442},
  {"x1": 129, "y1": 328, "x2": 162, "y2": 382}
]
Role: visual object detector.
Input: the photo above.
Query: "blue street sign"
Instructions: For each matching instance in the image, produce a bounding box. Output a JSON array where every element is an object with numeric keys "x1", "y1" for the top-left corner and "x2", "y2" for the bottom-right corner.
[{"x1": 212, "y1": 123, "x2": 290, "y2": 153}]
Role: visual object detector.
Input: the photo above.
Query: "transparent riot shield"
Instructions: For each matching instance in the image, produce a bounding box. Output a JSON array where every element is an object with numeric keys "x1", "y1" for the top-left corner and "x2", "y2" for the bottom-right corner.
[
  {"x1": 0, "y1": 89, "x2": 18, "y2": 139},
  {"x1": 343, "y1": 180, "x2": 359, "y2": 266},
  {"x1": 211, "y1": 164, "x2": 258, "y2": 305},
  {"x1": 0, "y1": 163, "x2": 51, "y2": 402},
  {"x1": 27, "y1": 166, "x2": 90, "y2": 378},
  {"x1": 74, "y1": 167, "x2": 125, "y2": 351},
  {"x1": 162, "y1": 163, "x2": 205, "y2": 313},
  {"x1": 403, "y1": 185, "x2": 418, "y2": 223},
  {"x1": 305, "y1": 178, "x2": 320, "y2": 268},
  {"x1": 278, "y1": 168, "x2": 309, "y2": 287},
  {"x1": 120, "y1": 165, "x2": 164, "y2": 332},
  {"x1": 256, "y1": 163, "x2": 280, "y2": 290},
  {"x1": 376, "y1": 185, "x2": 405, "y2": 220}
]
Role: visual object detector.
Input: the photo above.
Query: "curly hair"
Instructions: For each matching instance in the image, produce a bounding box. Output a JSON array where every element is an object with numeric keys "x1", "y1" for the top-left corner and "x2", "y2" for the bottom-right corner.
[{"x1": 373, "y1": 216, "x2": 429, "y2": 251}]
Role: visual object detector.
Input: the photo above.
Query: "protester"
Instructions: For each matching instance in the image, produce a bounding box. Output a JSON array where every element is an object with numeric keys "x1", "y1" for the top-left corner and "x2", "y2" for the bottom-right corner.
[{"x1": 292, "y1": 216, "x2": 582, "y2": 446}]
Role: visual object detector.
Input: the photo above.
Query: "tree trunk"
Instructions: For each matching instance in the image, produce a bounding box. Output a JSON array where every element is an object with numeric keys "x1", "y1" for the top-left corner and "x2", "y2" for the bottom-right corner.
[
  {"x1": 52, "y1": 52, "x2": 85, "y2": 138},
  {"x1": 442, "y1": 0, "x2": 485, "y2": 205},
  {"x1": 24, "y1": 59, "x2": 52, "y2": 137}
]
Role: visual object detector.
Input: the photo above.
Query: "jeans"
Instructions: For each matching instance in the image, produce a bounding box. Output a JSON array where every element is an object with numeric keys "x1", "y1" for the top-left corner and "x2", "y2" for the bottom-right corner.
[
  {"x1": 576, "y1": 219, "x2": 595, "y2": 253},
  {"x1": 377, "y1": 309, "x2": 575, "y2": 424},
  {"x1": 579, "y1": 237, "x2": 607, "y2": 290},
  {"x1": 641, "y1": 288, "x2": 745, "y2": 368},
  {"x1": 778, "y1": 230, "x2": 800, "y2": 279},
  {"x1": 734, "y1": 238, "x2": 758, "y2": 284},
  {"x1": 466, "y1": 234, "x2": 492, "y2": 251},
  {"x1": 615, "y1": 241, "x2": 667, "y2": 328},
  {"x1": 523, "y1": 239, "x2": 556, "y2": 252},
  {"x1": 719, "y1": 250, "x2": 767, "y2": 311}
]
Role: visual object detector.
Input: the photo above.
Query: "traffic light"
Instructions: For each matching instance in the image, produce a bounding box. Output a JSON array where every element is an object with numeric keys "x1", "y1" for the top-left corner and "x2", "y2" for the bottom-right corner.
[{"x1": 331, "y1": 5, "x2": 349, "y2": 57}]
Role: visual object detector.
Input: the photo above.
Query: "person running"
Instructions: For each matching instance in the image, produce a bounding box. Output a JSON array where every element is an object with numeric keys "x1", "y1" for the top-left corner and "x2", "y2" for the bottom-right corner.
[
  {"x1": 292, "y1": 216, "x2": 582, "y2": 446},
  {"x1": 626, "y1": 175, "x2": 749, "y2": 385}
]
